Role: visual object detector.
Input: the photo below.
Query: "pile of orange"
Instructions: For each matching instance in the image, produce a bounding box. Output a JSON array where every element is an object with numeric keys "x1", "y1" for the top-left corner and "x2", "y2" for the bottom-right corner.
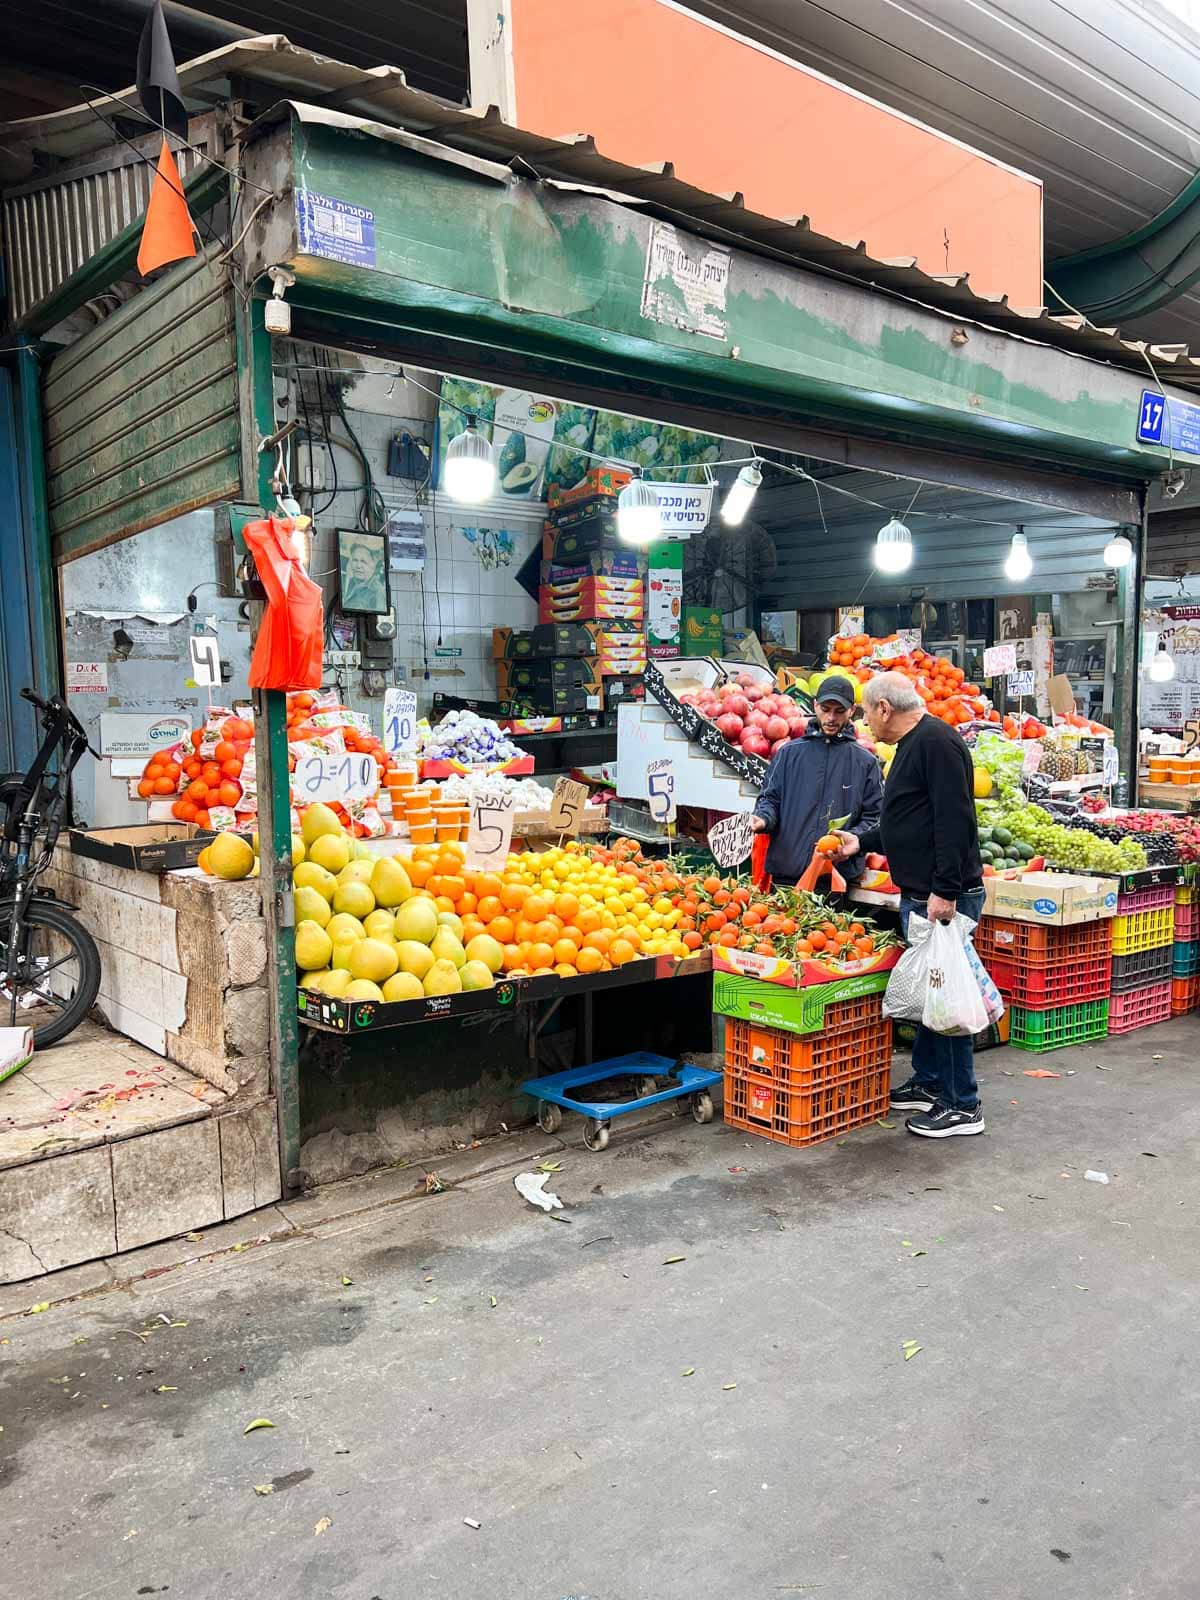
[
  {"x1": 828, "y1": 633, "x2": 878, "y2": 678},
  {"x1": 392, "y1": 839, "x2": 692, "y2": 976},
  {"x1": 137, "y1": 715, "x2": 253, "y2": 830},
  {"x1": 827, "y1": 636, "x2": 999, "y2": 730}
]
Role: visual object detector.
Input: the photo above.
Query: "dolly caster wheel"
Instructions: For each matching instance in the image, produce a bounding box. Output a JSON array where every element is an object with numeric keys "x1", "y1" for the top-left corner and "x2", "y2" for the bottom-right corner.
[
  {"x1": 583, "y1": 1118, "x2": 610, "y2": 1152},
  {"x1": 692, "y1": 1092, "x2": 714, "y2": 1125},
  {"x1": 538, "y1": 1101, "x2": 562, "y2": 1134}
]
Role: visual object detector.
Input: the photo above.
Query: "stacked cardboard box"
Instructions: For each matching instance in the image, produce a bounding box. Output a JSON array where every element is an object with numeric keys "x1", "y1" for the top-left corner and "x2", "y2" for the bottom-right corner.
[{"x1": 494, "y1": 469, "x2": 650, "y2": 712}]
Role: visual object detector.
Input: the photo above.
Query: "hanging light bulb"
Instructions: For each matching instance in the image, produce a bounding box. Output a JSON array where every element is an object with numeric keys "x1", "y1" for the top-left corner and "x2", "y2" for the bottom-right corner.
[
  {"x1": 617, "y1": 469, "x2": 662, "y2": 544},
  {"x1": 721, "y1": 463, "x2": 762, "y2": 526},
  {"x1": 1004, "y1": 528, "x2": 1033, "y2": 582},
  {"x1": 1149, "y1": 641, "x2": 1177, "y2": 682},
  {"x1": 444, "y1": 414, "x2": 496, "y2": 504},
  {"x1": 873, "y1": 517, "x2": 913, "y2": 574},
  {"x1": 1103, "y1": 532, "x2": 1134, "y2": 569}
]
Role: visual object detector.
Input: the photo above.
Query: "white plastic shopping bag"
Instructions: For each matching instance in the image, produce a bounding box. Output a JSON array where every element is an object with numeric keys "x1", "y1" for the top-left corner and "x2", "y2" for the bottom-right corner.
[
  {"x1": 921, "y1": 917, "x2": 990, "y2": 1036},
  {"x1": 882, "y1": 913, "x2": 933, "y2": 1023}
]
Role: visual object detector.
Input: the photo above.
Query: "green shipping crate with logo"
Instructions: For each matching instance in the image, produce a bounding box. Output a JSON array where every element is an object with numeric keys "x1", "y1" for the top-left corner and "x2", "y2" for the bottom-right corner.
[{"x1": 712, "y1": 970, "x2": 890, "y2": 1036}]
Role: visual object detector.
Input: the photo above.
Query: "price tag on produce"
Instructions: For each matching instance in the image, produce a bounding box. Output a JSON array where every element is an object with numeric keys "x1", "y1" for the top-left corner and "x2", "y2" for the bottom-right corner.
[
  {"x1": 707, "y1": 811, "x2": 755, "y2": 869},
  {"x1": 188, "y1": 633, "x2": 222, "y2": 688},
  {"x1": 646, "y1": 757, "x2": 677, "y2": 825},
  {"x1": 205, "y1": 805, "x2": 237, "y2": 833},
  {"x1": 983, "y1": 642, "x2": 1018, "y2": 680},
  {"x1": 549, "y1": 777, "x2": 589, "y2": 836},
  {"x1": 383, "y1": 688, "x2": 418, "y2": 756},
  {"x1": 1009, "y1": 669, "x2": 1034, "y2": 697},
  {"x1": 1021, "y1": 741, "x2": 1042, "y2": 776},
  {"x1": 1183, "y1": 717, "x2": 1200, "y2": 755},
  {"x1": 465, "y1": 792, "x2": 516, "y2": 868},
  {"x1": 1103, "y1": 742, "x2": 1120, "y2": 786},
  {"x1": 293, "y1": 752, "x2": 376, "y2": 805}
]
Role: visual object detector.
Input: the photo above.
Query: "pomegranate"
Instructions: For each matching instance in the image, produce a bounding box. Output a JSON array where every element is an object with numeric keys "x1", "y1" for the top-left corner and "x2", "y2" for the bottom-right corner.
[
  {"x1": 764, "y1": 715, "x2": 789, "y2": 742},
  {"x1": 770, "y1": 738, "x2": 789, "y2": 757},
  {"x1": 742, "y1": 731, "x2": 771, "y2": 757},
  {"x1": 723, "y1": 693, "x2": 751, "y2": 720},
  {"x1": 744, "y1": 684, "x2": 766, "y2": 702},
  {"x1": 716, "y1": 712, "x2": 744, "y2": 740}
]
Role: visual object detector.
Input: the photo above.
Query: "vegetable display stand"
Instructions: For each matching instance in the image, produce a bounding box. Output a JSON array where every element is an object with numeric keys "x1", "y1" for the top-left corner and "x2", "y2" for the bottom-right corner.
[
  {"x1": 522, "y1": 1052, "x2": 722, "y2": 1151},
  {"x1": 1107, "y1": 982, "x2": 1172, "y2": 1035},
  {"x1": 1009, "y1": 1000, "x2": 1109, "y2": 1053}
]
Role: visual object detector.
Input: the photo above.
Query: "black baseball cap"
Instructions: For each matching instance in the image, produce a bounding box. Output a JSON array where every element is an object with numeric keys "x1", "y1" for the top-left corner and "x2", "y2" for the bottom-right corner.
[{"x1": 814, "y1": 675, "x2": 856, "y2": 709}]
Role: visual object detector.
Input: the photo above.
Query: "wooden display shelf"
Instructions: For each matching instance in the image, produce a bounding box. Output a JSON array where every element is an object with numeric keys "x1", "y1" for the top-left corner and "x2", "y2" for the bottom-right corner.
[{"x1": 1138, "y1": 781, "x2": 1200, "y2": 811}]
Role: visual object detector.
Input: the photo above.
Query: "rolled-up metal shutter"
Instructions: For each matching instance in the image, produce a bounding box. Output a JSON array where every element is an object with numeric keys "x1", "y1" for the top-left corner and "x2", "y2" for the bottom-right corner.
[{"x1": 43, "y1": 249, "x2": 240, "y2": 563}]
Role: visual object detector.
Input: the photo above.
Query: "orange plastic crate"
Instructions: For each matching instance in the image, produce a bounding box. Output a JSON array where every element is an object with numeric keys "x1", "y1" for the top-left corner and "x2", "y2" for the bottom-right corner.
[
  {"x1": 723, "y1": 1017, "x2": 892, "y2": 1147},
  {"x1": 1171, "y1": 975, "x2": 1200, "y2": 1016},
  {"x1": 975, "y1": 916, "x2": 1111, "y2": 967}
]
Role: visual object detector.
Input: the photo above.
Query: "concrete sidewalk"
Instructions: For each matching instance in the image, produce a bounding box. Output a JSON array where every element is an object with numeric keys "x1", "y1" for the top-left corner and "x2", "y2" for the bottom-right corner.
[{"x1": 2, "y1": 1018, "x2": 1198, "y2": 1599}]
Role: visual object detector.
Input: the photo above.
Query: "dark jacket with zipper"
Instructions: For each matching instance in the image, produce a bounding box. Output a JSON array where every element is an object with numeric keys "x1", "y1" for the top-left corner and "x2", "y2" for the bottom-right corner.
[
  {"x1": 752, "y1": 719, "x2": 883, "y2": 884},
  {"x1": 857, "y1": 713, "x2": 983, "y2": 898}
]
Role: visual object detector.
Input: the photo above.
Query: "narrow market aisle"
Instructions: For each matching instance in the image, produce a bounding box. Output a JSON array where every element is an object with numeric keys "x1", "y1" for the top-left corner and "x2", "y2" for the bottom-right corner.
[{"x1": 3, "y1": 1020, "x2": 1199, "y2": 1600}]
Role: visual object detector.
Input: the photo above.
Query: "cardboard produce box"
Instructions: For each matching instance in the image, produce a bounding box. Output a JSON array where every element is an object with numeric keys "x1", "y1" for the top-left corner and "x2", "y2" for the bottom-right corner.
[
  {"x1": 713, "y1": 970, "x2": 891, "y2": 1035},
  {"x1": 544, "y1": 619, "x2": 644, "y2": 657},
  {"x1": 69, "y1": 823, "x2": 216, "y2": 873},
  {"x1": 544, "y1": 551, "x2": 646, "y2": 585},
  {"x1": 983, "y1": 871, "x2": 1118, "y2": 925},
  {"x1": 498, "y1": 656, "x2": 601, "y2": 693},
  {"x1": 712, "y1": 944, "x2": 902, "y2": 988},
  {"x1": 547, "y1": 465, "x2": 632, "y2": 510},
  {"x1": 539, "y1": 584, "x2": 645, "y2": 624},
  {"x1": 492, "y1": 627, "x2": 539, "y2": 660},
  {"x1": 681, "y1": 606, "x2": 723, "y2": 656}
]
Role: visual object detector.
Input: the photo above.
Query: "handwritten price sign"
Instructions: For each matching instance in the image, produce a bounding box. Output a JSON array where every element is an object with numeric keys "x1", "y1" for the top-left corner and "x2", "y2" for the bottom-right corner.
[
  {"x1": 707, "y1": 811, "x2": 755, "y2": 869},
  {"x1": 383, "y1": 688, "x2": 418, "y2": 756},
  {"x1": 983, "y1": 642, "x2": 1018, "y2": 679},
  {"x1": 646, "y1": 758, "x2": 677, "y2": 825},
  {"x1": 465, "y1": 792, "x2": 516, "y2": 869},
  {"x1": 293, "y1": 753, "x2": 376, "y2": 805},
  {"x1": 549, "y1": 777, "x2": 589, "y2": 836}
]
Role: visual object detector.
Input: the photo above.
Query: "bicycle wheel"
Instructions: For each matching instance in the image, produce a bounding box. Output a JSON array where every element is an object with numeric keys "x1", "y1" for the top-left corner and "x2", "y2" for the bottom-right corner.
[{"x1": 0, "y1": 897, "x2": 101, "y2": 1047}]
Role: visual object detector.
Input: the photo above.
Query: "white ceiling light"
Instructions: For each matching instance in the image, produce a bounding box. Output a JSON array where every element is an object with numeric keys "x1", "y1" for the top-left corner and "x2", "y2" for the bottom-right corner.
[
  {"x1": 1103, "y1": 533, "x2": 1134, "y2": 569},
  {"x1": 1004, "y1": 529, "x2": 1033, "y2": 582},
  {"x1": 1149, "y1": 642, "x2": 1177, "y2": 682},
  {"x1": 444, "y1": 415, "x2": 496, "y2": 504},
  {"x1": 721, "y1": 463, "x2": 762, "y2": 526},
  {"x1": 873, "y1": 517, "x2": 913, "y2": 573},
  {"x1": 617, "y1": 470, "x2": 662, "y2": 544}
]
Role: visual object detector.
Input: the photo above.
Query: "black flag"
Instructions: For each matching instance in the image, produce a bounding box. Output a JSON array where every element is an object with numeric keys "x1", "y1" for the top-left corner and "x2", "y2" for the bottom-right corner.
[{"x1": 136, "y1": 0, "x2": 188, "y2": 141}]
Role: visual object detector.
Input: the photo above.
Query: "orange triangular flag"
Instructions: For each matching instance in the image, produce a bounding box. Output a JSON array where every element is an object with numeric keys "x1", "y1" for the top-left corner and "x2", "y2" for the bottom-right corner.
[{"x1": 137, "y1": 136, "x2": 197, "y2": 276}]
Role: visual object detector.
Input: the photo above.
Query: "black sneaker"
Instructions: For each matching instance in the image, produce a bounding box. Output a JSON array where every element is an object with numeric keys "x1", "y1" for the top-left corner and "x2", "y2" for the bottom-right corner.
[
  {"x1": 906, "y1": 1103, "x2": 985, "y2": 1138},
  {"x1": 889, "y1": 1076, "x2": 938, "y2": 1112}
]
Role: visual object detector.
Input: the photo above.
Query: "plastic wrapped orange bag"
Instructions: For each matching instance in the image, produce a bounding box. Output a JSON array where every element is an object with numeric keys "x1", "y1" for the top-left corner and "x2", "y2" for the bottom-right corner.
[{"x1": 243, "y1": 516, "x2": 324, "y2": 690}]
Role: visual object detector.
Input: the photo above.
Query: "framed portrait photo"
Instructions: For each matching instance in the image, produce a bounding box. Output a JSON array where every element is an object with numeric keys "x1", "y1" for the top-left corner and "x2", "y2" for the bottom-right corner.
[{"x1": 337, "y1": 529, "x2": 390, "y2": 615}]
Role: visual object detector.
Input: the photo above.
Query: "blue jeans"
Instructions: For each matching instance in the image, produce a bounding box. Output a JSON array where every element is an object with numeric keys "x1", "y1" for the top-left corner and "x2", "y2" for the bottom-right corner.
[{"x1": 899, "y1": 887, "x2": 987, "y2": 1112}]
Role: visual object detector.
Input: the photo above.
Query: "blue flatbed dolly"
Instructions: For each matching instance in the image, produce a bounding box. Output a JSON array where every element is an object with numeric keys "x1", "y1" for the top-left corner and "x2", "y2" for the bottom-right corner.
[{"x1": 521, "y1": 1051, "x2": 723, "y2": 1151}]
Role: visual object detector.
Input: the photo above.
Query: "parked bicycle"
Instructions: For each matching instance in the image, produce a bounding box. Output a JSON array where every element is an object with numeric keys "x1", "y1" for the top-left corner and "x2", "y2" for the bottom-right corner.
[{"x1": 0, "y1": 688, "x2": 101, "y2": 1046}]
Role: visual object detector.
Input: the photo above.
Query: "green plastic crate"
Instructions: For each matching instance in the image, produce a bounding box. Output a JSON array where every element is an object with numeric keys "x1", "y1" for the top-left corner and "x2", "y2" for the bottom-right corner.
[{"x1": 1010, "y1": 1000, "x2": 1109, "y2": 1053}]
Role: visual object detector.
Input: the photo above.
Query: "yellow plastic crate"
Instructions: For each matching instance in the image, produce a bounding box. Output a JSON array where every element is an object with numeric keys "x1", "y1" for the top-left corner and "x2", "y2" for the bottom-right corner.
[
  {"x1": 1176, "y1": 883, "x2": 1199, "y2": 906},
  {"x1": 1111, "y1": 905, "x2": 1175, "y2": 954}
]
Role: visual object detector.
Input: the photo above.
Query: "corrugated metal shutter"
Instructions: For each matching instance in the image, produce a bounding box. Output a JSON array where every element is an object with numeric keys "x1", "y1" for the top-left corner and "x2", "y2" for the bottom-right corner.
[{"x1": 43, "y1": 249, "x2": 240, "y2": 563}]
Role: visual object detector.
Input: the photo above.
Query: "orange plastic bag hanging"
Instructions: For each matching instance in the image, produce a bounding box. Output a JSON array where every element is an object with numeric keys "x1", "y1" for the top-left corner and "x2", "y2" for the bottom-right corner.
[
  {"x1": 796, "y1": 846, "x2": 847, "y2": 897},
  {"x1": 750, "y1": 831, "x2": 772, "y2": 893},
  {"x1": 243, "y1": 515, "x2": 324, "y2": 691}
]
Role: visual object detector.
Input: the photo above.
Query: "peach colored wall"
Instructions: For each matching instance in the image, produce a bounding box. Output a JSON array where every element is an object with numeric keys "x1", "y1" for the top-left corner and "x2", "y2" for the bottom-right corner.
[{"x1": 505, "y1": 0, "x2": 1042, "y2": 308}]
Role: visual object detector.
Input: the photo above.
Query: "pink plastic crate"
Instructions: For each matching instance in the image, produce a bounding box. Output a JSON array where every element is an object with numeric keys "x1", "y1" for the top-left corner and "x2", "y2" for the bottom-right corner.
[
  {"x1": 1106, "y1": 981, "x2": 1172, "y2": 1035},
  {"x1": 1174, "y1": 901, "x2": 1200, "y2": 941},
  {"x1": 1116, "y1": 884, "x2": 1176, "y2": 915}
]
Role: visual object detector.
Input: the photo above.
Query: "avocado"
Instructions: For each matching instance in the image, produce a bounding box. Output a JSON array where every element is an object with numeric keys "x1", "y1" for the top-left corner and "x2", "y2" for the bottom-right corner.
[
  {"x1": 497, "y1": 429, "x2": 525, "y2": 479},
  {"x1": 502, "y1": 461, "x2": 540, "y2": 493}
]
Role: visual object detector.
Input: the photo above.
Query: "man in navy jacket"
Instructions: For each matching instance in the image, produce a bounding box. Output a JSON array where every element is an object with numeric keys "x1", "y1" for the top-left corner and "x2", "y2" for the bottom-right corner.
[{"x1": 749, "y1": 675, "x2": 882, "y2": 891}]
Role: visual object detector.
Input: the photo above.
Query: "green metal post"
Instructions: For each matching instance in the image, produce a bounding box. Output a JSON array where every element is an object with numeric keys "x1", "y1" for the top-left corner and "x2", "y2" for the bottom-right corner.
[
  {"x1": 14, "y1": 336, "x2": 59, "y2": 696},
  {"x1": 243, "y1": 296, "x2": 302, "y2": 1190}
]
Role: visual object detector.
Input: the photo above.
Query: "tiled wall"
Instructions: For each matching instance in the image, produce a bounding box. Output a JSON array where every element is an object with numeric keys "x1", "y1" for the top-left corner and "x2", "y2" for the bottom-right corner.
[{"x1": 301, "y1": 401, "x2": 539, "y2": 714}]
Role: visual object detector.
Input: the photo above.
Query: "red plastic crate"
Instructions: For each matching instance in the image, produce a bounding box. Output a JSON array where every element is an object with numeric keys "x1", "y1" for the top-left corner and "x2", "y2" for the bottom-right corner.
[
  {"x1": 1106, "y1": 982, "x2": 1172, "y2": 1035},
  {"x1": 723, "y1": 1018, "x2": 892, "y2": 1147},
  {"x1": 983, "y1": 952, "x2": 1111, "y2": 1008},
  {"x1": 1174, "y1": 901, "x2": 1200, "y2": 941},
  {"x1": 975, "y1": 916, "x2": 1111, "y2": 968},
  {"x1": 1171, "y1": 976, "x2": 1200, "y2": 1016}
]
